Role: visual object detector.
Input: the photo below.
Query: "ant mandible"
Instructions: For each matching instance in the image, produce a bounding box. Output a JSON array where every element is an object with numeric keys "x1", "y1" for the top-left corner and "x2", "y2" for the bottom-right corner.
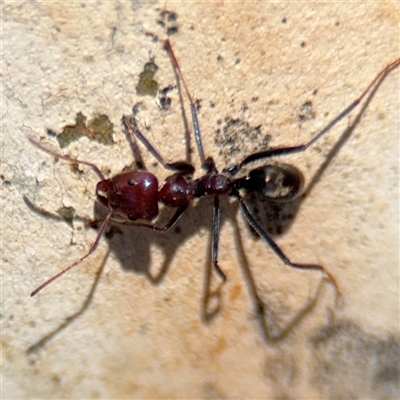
[{"x1": 29, "y1": 39, "x2": 399, "y2": 305}]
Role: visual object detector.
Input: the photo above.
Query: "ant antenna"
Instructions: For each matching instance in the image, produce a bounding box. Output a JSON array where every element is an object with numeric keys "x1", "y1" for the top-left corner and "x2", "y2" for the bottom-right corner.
[
  {"x1": 28, "y1": 137, "x2": 105, "y2": 181},
  {"x1": 29, "y1": 137, "x2": 111, "y2": 296}
]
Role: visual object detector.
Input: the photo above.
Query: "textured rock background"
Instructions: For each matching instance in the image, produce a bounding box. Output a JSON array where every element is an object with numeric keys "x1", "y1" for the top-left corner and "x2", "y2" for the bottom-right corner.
[{"x1": 2, "y1": 2, "x2": 399, "y2": 399}]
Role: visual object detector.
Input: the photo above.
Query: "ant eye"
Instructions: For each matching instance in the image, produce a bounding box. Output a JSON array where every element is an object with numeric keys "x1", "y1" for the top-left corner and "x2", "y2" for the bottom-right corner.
[{"x1": 128, "y1": 178, "x2": 137, "y2": 186}]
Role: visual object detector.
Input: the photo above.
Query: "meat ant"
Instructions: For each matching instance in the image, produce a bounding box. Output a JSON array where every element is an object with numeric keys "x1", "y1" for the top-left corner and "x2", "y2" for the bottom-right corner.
[{"x1": 29, "y1": 39, "x2": 399, "y2": 327}]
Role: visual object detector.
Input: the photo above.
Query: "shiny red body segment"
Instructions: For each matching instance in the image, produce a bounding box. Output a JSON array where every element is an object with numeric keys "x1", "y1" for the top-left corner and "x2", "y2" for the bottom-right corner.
[
  {"x1": 158, "y1": 175, "x2": 194, "y2": 207},
  {"x1": 96, "y1": 171, "x2": 159, "y2": 221}
]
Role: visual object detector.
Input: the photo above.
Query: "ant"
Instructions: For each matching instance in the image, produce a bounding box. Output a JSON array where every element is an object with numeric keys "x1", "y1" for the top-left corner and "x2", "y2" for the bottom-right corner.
[{"x1": 28, "y1": 39, "x2": 399, "y2": 329}]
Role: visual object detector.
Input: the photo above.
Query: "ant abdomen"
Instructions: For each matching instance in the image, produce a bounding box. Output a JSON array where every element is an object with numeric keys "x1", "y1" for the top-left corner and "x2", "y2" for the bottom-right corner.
[{"x1": 237, "y1": 163, "x2": 305, "y2": 202}]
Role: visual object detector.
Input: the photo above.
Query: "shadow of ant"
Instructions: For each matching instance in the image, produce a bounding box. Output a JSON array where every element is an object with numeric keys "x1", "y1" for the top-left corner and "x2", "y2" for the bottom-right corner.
[
  {"x1": 26, "y1": 250, "x2": 110, "y2": 354},
  {"x1": 25, "y1": 189, "x2": 299, "y2": 353}
]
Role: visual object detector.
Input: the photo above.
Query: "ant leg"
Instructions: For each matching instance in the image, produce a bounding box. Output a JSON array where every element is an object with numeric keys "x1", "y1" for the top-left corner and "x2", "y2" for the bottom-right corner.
[
  {"x1": 121, "y1": 115, "x2": 195, "y2": 175},
  {"x1": 211, "y1": 196, "x2": 227, "y2": 281},
  {"x1": 225, "y1": 56, "x2": 400, "y2": 175},
  {"x1": 31, "y1": 211, "x2": 113, "y2": 296},
  {"x1": 108, "y1": 205, "x2": 187, "y2": 232},
  {"x1": 238, "y1": 198, "x2": 341, "y2": 297},
  {"x1": 28, "y1": 137, "x2": 105, "y2": 181},
  {"x1": 164, "y1": 39, "x2": 207, "y2": 169},
  {"x1": 121, "y1": 111, "x2": 146, "y2": 169}
]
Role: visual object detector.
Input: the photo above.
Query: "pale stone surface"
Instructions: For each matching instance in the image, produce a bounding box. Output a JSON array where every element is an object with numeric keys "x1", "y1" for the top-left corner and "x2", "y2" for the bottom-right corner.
[{"x1": 2, "y1": 2, "x2": 399, "y2": 399}]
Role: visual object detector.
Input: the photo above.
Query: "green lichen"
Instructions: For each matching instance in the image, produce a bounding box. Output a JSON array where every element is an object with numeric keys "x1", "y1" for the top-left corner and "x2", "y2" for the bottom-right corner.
[
  {"x1": 56, "y1": 112, "x2": 114, "y2": 148},
  {"x1": 56, "y1": 206, "x2": 75, "y2": 227},
  {"x1": 136, "y1": 61, "x2": 159, "y2": 97}
]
